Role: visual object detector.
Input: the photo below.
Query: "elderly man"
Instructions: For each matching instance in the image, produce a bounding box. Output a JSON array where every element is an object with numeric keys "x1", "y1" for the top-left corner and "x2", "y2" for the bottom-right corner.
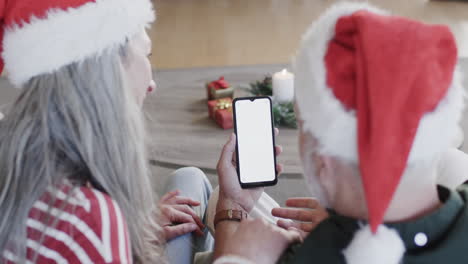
[{"x1": 212, "y1": 2, "x2": 468, "y2": 264}]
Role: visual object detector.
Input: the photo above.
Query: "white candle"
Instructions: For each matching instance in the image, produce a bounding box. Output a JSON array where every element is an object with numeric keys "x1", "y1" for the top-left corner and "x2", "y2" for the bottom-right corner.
[{"x1": 272, "y1": 69, "x2": 294, "y2": 103}]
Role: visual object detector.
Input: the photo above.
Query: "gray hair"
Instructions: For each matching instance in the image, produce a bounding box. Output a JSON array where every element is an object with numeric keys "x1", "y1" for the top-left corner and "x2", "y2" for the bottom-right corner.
[{"x1": 0, "y1": 44, "x2": 164, "y2": 263}]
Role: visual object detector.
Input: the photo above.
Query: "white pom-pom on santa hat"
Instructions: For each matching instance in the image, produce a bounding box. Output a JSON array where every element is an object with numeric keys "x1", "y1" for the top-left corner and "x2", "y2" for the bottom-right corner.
[{"x1": 343, "y1": 224, "x2": 405, "y2": 264}]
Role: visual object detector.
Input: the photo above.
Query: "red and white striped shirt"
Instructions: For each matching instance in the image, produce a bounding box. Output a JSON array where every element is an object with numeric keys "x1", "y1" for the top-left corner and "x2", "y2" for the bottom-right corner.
[{"x1": 3, "y1": 185, "x2": 132, "y2": 264}]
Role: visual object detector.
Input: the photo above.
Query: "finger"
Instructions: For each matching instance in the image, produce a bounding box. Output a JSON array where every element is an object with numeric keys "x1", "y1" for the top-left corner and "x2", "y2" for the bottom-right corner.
[
  {"x1": 174, "y1": 205, "x2": 205, "y2": 229},
  {"x1": 276, "y1": 163, "x2": 284, "y2": 175},
  {"x1": 275, "y1": 145, "x2": 283, "y2": 156},
  {"x1": 170, "y1": 208, "x2": 196, "y2": 224},
  {"x1": 285, "y1": 228, "x2": 303, "y2": 243},
  {"x1": 232, "y1": 149, "x2": 237, "y2": 165},
  {"x1": 273, "y1": 225, "x2": 302, "y2": 244},
  {"x1": 271, "y1": 208, "x2": 314, "y2": 222},
  {"x1": 173, "y1": 196, "x2": 201, "y2": 207},
  {"x1": 170, "y1": 209, "x2": 204, "y2": 236},
  {"x1": 164, "y1": 223, "x2": 198, "y2": 239},
  {"x1": 218, "y1": 133, "x2": 236, "y2": 168},
  {"x1": 277, "y1": 219, "x2": 314, "y2": 233},
  {"x1": 277, "y1": 219, "x2": 294, "y2": 229},
  {"x1": 287, "y1": 227, "x2": 306, "y2": 243},
  {"x1": 160, "y1": 190, "x2": 180, "y2": 202},
  {"x1": 285, "y1": 198, "x2": 319, "y2": 209},
  {"x1": 274, "y1": 128, "x2": 279, "y2": 137}
]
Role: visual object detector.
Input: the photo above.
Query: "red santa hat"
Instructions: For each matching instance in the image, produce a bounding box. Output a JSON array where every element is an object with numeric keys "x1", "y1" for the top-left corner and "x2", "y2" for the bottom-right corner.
[
  {"x1": 0, "y1": 0, "x2": 155, "y2": 87},
  {"x1": 294, "y1": 2, "x2": 464, "y2": 263}
]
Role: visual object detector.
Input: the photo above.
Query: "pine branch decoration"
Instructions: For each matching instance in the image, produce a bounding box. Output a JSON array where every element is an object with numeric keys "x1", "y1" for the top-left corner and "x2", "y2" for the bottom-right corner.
[
  {"x1": 248, "y1": 76, "x2": 297, "y2": 129},
  {"x1": 249, "y1": 76, "x2": 273, "y2": 96},
  {"x1": 272, "y1": 102, "x2": 297, "y2": 129}
]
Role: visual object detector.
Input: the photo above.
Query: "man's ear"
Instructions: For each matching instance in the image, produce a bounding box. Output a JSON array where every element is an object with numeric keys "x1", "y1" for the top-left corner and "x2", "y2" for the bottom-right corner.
[
  {"x1": 322, "y1": 156, "x2": 335, "y2": 169},
  {"x1": 316, "y1": 157, "x2": 324, "y2": 183},
  {"x1": 317, "y1": 155, "x2": 336, "y2": 200}
]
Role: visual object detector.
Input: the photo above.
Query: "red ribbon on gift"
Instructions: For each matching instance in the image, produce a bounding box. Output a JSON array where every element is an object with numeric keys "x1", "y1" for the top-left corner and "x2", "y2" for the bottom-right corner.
[{"x1": 208, "y1": 76, "x2": 230, "y2": 90}]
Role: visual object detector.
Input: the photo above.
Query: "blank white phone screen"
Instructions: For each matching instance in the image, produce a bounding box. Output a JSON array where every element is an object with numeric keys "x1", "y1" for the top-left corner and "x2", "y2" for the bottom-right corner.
[{"x1": 235, "y1": 98, "x2": 276, "y2": 184}]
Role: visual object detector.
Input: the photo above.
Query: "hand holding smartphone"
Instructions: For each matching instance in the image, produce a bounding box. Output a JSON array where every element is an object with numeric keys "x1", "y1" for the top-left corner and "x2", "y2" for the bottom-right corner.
[{"x1": 233, "y1": 96, "x2": 278, "y2": 188}]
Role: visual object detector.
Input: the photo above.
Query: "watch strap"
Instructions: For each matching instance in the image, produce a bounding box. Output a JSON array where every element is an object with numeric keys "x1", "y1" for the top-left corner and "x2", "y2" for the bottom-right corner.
[{"x1": 214, "y1": 209, "x2": 248, "y2": 228}]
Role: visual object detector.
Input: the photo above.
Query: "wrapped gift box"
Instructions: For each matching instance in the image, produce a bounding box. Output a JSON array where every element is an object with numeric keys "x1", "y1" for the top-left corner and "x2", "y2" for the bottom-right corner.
[
  {"x1": 215, "y1": 109, "x2": 233, "y2": 129},
  {"x1": 207, "y1": 98, "x2": 233, "y2": 129},
  {"x1": 206, "y1": 76, "x2": 234, "y2": 100}
]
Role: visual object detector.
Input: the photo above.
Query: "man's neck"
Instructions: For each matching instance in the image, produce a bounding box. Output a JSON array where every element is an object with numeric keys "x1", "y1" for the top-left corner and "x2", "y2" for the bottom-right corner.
[
  {"x1": 384, "y1": 167, "x2": 441, "y2": 222},
  {"x1": 330, "y1": 161, "x2": 442, "y2": 223}
]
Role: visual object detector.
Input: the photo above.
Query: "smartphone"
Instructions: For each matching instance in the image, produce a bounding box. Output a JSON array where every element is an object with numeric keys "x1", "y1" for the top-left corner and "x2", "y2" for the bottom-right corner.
[{"x1": 233, "y1": 96, "x2": 278, "y2": 188}]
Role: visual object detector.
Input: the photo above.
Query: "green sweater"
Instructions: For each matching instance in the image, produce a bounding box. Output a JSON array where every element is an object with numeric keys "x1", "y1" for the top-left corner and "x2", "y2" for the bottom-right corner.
[{"x1": 279, "y1": 185, "x2": 468, "y2": 263}]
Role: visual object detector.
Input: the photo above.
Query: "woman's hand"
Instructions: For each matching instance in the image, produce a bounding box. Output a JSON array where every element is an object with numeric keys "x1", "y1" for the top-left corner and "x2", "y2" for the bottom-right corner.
[
  {"x1": 217, "y1": 218, "x2": 302, "y2": 264},
  {"x1": 158, "y1": 190, "x2": 205, "y2": 241},
  {"x1": 271, "y1": 197, "x2": 329, "y2": 239},
  {"x1": 216, "y1": 129, "x2": 283, "y2": 213}
]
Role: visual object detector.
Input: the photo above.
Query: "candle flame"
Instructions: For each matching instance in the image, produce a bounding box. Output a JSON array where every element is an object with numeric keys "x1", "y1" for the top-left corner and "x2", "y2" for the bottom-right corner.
[{"x1": 281, "y1": 69, "x2": 287, "y2": 74}]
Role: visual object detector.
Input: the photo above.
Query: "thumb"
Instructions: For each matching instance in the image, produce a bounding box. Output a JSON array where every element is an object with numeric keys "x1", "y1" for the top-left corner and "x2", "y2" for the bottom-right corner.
[
  {"x1": 219, "y1": 133, "x2": 236, "y2": 166},
  {"x1": 286, "y1": 227, "x2": 304, "y2": 243}
]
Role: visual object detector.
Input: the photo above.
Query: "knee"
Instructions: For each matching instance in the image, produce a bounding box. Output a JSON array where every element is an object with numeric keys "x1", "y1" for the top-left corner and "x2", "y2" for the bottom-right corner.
[
  {"x1": 172, "y1": 166, "x2": 205, "y2": 180},
  {"x1": 171, "y1": 167, "x2": 212, "y2": 191}
]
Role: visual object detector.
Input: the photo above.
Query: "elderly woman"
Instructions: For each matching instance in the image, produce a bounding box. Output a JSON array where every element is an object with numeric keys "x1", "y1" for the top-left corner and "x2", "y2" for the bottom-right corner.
[{"x1": 0, "y1": 0, "x2": 212, "y2": 263}]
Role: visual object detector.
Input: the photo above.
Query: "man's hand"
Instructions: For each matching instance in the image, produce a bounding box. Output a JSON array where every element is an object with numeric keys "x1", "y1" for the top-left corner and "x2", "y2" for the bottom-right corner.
[
  {"x1": 217, "y1": 218, "x2": 302, "y2": 264},
  {"x1": 158, "y1": 190, "x2": 205, "y2": 241},
  {"x1": 272, "y1": 197, "x2": 329, "y2": 239},
  {"x1": 216, "y1": 130, "x2": 284, "y2": 213}
]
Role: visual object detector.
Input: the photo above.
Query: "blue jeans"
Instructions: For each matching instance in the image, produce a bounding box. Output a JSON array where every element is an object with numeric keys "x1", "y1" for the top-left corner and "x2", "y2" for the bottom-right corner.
[{"x1": 164, "y1": 167, "x2": 214, "y2": 264}]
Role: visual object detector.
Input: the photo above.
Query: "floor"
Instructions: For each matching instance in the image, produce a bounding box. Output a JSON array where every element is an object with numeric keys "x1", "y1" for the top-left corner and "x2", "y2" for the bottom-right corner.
[{"x1": 150, "y1": 0, "x2": 468, "y2": 69}]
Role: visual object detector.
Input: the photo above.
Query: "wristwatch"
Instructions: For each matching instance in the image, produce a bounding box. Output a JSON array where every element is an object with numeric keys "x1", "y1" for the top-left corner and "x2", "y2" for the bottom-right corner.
[{"x1": 214, "y1": 209, "x2": 248, "y2": 228}]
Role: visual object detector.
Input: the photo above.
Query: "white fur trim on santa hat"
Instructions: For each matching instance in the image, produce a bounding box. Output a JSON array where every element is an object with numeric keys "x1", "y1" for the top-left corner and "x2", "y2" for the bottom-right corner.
[
  {"x1": 3, "y1": 0, "x2": 155, "y2": 87},
  {"x1": 294, "y1": 2, "x2": 465, "y2": 164},
  {"x1": 342, "y1": 224, "x2": 405, "y2": 264}
]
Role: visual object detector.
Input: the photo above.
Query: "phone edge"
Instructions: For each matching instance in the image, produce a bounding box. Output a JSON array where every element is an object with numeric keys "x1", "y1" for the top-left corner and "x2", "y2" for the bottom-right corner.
[{"x1": 232, "y1": 96, "x2": 278, "y2": 189}]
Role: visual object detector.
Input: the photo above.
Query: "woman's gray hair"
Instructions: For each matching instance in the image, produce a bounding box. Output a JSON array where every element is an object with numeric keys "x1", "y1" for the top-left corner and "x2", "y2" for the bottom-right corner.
[{"x1": 0, "y1": 43, "x2": 164, "y2": 263}]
